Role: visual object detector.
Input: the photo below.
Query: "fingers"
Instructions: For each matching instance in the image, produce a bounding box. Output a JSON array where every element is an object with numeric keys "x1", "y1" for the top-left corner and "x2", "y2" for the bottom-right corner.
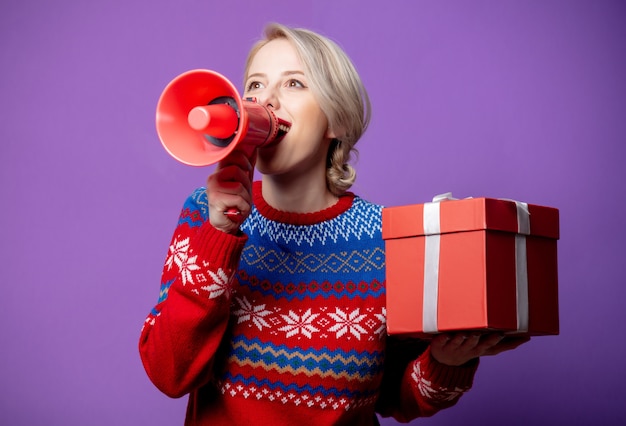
[
  {"x1": 473, "y1": 333, "x2": 506, "y2": 352},
  {"x1": 214, "y1": 164, "x2": 252, "y2": 202},
  {"x1": 430, "y1": 331, "x2": 531, "y2": 366},
  {"x1": 482, "y1": 335, "x2": 531, "y2": 356},
  {"x1": 429, "y1": 333, "x2": 451, "y2": 355},
  {"x1": 448, "y1": 333, "x2": 482, "y2": 350},
  {"x1": 207, "y1": 151, "x2": 255, "y2": 233},
  {"x1": 430, "y1": 333, "x2": 482, "y2": 366}
]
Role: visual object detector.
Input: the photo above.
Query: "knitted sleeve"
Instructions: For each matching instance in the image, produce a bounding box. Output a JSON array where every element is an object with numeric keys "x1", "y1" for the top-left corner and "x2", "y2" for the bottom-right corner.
[
  {"x1": 375, "y1": 336, "x2": 479, "y2": 421},
  {"x1": 139, "y1": 188, "x2": 247, "y2": 398}
]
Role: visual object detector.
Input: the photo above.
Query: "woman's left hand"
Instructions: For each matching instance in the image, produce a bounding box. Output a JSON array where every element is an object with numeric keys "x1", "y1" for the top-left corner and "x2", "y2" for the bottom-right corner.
[{"x1": 430, "y1": 332, "x2": 531, "y2": 366}]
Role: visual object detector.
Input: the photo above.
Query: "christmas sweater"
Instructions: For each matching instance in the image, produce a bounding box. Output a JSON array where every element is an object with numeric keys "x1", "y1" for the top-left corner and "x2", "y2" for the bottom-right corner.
[{"x1": 139, "y1": 181, "x2": 478, "y2": 425}]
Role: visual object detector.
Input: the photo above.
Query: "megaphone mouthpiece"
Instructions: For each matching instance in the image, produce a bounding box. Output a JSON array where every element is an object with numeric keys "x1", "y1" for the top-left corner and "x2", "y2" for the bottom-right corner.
[{"x1": 187, "y1": 103, "x2": 239, "y2": 138}]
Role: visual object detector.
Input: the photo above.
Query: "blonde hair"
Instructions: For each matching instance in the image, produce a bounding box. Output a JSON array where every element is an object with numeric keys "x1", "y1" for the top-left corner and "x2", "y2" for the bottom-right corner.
[{"x1": 244, "y1": 23, "x2": 371, "y2": 195}]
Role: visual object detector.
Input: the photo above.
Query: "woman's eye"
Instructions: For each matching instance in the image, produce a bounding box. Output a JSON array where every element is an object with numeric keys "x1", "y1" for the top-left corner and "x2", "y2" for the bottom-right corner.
[
  {"x1": 246, "y1": 81, "x2": 264, "y2": 91},
  {"x1": 287, "y1": 79, "x2": 305, "y2": 88}
]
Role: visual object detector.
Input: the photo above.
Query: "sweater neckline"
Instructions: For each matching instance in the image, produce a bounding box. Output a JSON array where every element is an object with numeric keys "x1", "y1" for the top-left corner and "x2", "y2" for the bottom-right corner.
[{"x1": 252, "y1": 181, "x2": 355, "y2": 225}]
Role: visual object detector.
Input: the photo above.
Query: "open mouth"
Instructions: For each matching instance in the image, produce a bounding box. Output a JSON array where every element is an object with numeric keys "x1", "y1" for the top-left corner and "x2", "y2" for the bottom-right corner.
[{"x1": 273, "y1": 117, "x2": 291, "y2": 143}]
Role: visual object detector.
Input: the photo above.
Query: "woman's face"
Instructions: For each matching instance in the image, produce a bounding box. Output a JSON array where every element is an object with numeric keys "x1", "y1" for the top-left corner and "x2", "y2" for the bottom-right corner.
[{"x1": 243, "y1": 38, "x2": 335, "y2": 181}]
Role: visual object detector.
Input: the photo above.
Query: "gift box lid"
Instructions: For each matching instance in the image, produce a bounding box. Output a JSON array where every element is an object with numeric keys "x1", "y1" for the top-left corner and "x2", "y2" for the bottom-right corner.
[{"x1": 382, "y1": 197, "x2": 559, "y2": 240}]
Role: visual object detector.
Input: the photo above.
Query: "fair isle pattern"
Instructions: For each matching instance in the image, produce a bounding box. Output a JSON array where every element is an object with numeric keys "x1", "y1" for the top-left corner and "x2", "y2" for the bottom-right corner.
[
  {"x1": 180, "y1": 187, "x2": 383, "y2": 247},
  {"x1": 141, "y1": 184, "x2": 478, "y2": 423},
  {"x1": 231, "y1": 297, "x2": 387, "y2": 342},
  {"x1": 227, "y1": 336, "x2": 384, "y2": 382},
  {"x1": 164, "y1": 233, "x2": 235, "y2": 299},
  {"x1": 181, "y1": 188, "x2": 210, "y2": 225},
  {"x1": 218, "y1": 375, "x2": 379, "y2": 411},
  {"x1": 241, "y1": 197, "x2": 383, "y2": 246},
  {"x1": 240, "y1": 244, "x2": 384, "y2": 275},
  {"x1": 166, "y1": 236, "x2": 200, "y2": 285},
  {"x1": 236, "y1": 269, "x2": 385, "y2": 301},
  {"x1": 411, "y1": 360, "x2": 470, "y2": 402}
]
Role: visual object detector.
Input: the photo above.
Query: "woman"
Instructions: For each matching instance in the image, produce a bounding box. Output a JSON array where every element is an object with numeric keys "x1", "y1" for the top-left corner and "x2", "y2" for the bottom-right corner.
[{"x1": 139, "y1": 23, "x2": 525, "y2": 425}]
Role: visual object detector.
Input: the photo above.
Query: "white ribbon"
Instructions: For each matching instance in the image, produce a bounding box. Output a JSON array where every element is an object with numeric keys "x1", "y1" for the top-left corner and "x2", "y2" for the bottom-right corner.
[
  {"x1": 513, "y1": 201, "x2": 530, "y2": 332},
  {"x1": 422, "y1": 202, "x2": 441, "y2": 333},
  {"x1": 422, "y1": 194, "x2": 531, "y2": 334},
  {"x1": 422, "y1": 193, "x2": 456, "y2": 333}
]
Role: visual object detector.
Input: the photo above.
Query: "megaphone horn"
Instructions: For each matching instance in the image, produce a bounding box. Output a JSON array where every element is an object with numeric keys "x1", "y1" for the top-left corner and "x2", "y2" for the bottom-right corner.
[{"x1": 156, "y1": 69, "x2": 291, "y2": 167}]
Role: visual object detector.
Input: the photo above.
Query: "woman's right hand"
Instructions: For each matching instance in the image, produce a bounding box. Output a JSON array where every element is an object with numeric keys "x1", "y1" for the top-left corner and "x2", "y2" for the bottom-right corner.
[
  {"x1": 206, "y1": 151, "x2": 254, "y2": 234},
  {"x1": 430, "y1": 332, "x2": 530, "y2": 366}
]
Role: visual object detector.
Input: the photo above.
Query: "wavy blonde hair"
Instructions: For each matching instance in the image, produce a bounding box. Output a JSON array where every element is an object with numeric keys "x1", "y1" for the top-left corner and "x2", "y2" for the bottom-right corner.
[{"x1": 243, "y1": 23, "x2": 371, "y2": 195}]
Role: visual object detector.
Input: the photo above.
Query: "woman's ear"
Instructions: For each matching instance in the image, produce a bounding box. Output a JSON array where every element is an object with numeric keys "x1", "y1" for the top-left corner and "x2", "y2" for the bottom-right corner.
[{"x1": 325, "y1": 125, "x2": 341, "y2": 140}]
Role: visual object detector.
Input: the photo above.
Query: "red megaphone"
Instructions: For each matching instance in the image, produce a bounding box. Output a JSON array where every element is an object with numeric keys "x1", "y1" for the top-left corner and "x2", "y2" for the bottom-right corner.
[{"x1": 156, "y1": 69, "x2": 290, "y2": 167}]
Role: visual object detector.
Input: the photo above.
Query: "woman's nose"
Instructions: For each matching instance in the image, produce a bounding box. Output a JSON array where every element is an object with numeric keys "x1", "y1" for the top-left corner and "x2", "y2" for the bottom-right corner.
[{"x1": 259, "y1": 87, "x2": 279, "y2": 110}]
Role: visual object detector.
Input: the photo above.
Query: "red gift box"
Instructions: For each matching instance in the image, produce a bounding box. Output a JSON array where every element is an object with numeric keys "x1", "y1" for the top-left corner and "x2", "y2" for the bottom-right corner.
[{"x1": 382, "y1": 195, "x2": 559, "y2": 338}]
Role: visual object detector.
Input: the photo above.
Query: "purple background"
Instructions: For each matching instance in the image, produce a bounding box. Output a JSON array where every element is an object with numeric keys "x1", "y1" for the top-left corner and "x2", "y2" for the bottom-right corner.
[{"x1": 1, "y1": 1, "x2": 624, "y2": 425}]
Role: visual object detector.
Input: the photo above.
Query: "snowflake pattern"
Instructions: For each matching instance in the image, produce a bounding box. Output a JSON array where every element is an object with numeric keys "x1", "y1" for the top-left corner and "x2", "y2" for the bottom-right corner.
[
  {"x1": 233, "y1": 296, "x2": 273, "y2": 330},
  {"x1": 227, "y1": 300, "x2": 386, "y2": 342},
  {"x1": 412, "y1": 360, "x2": 468, "y2": 402},
  {"x1": 201, "y1": 267, "x2": 232, "y2": 299},
  {"x1": 166, "y1": 236, "x2": 189, "y2": 270},
  {"x1": 165, "y1": 236, "x2": 200, "y2": 285},
  {"x1": 278, "y1": 309, "x2": 320, "y2": 339},
  {"x1": 373, "y1": 307, "x2": 387, "y2": 337},
  {"x1": 327, "y1": 308, "x2": 368, "y2": 340}
]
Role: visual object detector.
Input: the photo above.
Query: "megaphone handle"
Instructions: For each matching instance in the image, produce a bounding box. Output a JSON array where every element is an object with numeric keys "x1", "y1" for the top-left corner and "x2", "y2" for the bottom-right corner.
[{"x1": 222, "y1": 154, "x2": 256, "y2": 218}]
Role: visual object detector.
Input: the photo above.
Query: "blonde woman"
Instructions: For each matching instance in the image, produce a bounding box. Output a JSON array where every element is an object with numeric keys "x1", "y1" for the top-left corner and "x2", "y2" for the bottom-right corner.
[{"x1": 140, "y1": 23, "x2": 525, "y2": 425}]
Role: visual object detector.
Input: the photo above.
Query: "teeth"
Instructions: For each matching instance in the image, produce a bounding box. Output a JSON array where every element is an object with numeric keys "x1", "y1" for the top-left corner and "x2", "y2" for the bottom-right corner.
[{"x1": 278, "y1": 124, "x2": 290, "y2": 133}]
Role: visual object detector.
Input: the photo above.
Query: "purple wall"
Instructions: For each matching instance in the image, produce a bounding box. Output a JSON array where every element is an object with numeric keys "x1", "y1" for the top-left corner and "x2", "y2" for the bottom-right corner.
[{"x1": 1, "y1": 1, "x2": 624, "y2": 424}]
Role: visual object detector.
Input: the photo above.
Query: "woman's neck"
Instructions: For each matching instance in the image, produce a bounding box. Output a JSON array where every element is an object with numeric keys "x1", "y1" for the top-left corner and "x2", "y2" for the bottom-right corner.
[{"x1": 261, "y1": 173, "x2": 338, "y2": 214}]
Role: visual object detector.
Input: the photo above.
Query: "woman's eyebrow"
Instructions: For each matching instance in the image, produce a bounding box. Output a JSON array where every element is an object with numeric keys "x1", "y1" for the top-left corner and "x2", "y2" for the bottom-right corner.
[
  {"x1": 246, "y1": 70, "x2": 305, "y2": 81},
  {"x1": 281, "y1": 70, "x2": 305, "y2": 77},
  {"x1": 246, "y1": 72, "x2": 266, "y2": 81}
]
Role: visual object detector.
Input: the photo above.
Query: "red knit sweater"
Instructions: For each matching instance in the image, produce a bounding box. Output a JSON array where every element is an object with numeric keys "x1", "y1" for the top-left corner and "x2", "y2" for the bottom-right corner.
[{"x1": 139, "y1": 182, "x2": 478, "y2": 425}]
